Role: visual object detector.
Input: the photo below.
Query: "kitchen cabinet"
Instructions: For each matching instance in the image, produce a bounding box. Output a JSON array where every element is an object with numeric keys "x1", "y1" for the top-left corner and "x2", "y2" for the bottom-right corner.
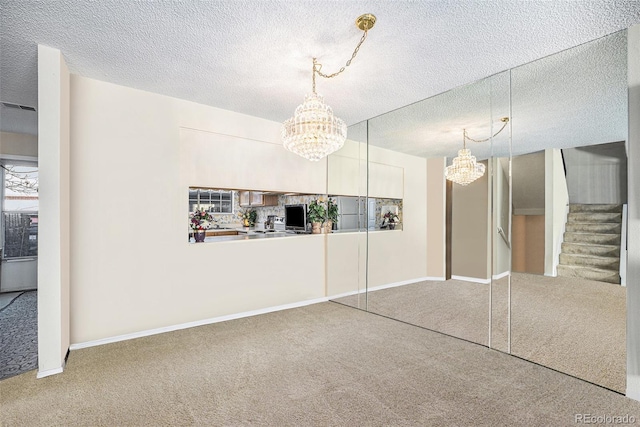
[
  {"x1": 328, "y1": 155, "x2": 403, "y2": 199},
  {"x1": 189, "y1": 188, "x2": 233, "y2": 213},
  {"x1": 205, "y1": 230, "x2": 239, "y2": 237},
  {"x1": 369, "y1": 162, "x2": 404, "y2": 199},
  {"x1": 181, "y1": 129, "x2": 327, "y2": 195},
  {"x1": 327, "y1": 155, "x2": 366, "y2": 196},
  {"x1": 239, "y1": 191, "x2": 278, "y2": 207}
]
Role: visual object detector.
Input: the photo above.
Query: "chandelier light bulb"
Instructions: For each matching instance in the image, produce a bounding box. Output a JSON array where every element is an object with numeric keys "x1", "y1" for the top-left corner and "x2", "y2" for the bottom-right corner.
[
  {"x1": 445, "y1": 148, "x2": 485, "y2": 186},
  {"x1": 282, "y1": 92, "x2": 347, "y2": 161},
  {"x1": 444, "y1": 118, "x2": 509, "y2": 185}
]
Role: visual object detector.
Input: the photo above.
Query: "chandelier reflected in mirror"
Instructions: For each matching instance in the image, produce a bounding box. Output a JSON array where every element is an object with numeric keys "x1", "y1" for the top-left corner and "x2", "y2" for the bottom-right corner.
[
  {"x1": 445, "y1": 117, "x2": 510, "y2": 186},
  {"x1": 282, "y1": 14, "x2": 376, "y2": 161}
]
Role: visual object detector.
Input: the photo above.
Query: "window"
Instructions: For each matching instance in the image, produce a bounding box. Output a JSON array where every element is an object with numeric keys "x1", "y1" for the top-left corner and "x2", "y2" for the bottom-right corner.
[
  {"x1": 2, "y1": 163, "x2": 38, "y2": 259},
  {"x1": 188, "y1": 188, "x2": 234, "y2": 214}
]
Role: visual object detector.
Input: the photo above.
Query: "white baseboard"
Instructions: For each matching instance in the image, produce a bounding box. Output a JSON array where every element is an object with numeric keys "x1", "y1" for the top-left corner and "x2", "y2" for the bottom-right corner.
[
  {"x1": 328, "y1": 277, "x2": 445, "y2": 300},
  {"x1": 368, "y1": 277, "x2": 436, "y2": 292},
  {"x1": 329, "y1": 289, "x2": 362, "y2": 299},
  {"x1": 70, "y1": 296, "x2": 330, "y2": 350},
  {"x1": 492, "y1": 271, "x2": 510, "y2": 280},
  {"x1": 627, "y1": 375, "x2": 640, "y2": 402},
  {"x1": 37, "y1": 366, "x2": 64, "y2": 379},
  {"x1": 451, "y1": 275, "x2": 491, "y2": 284}
]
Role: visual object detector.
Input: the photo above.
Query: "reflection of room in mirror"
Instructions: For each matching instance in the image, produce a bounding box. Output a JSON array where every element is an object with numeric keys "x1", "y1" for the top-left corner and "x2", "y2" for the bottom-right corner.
[
  {"x1": 510, "y1": 29, "x2": 628, "y2": 393},
  {"x1": 331, "y1": 29, "x2": 631, "y2": 396}
]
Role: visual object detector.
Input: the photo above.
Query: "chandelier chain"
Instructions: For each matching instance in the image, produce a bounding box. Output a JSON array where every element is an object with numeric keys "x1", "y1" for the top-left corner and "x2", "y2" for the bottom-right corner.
[
  {"x1": 464, "y1": 117, "x2": 510, "y2": 143},
  {"x1": 315, "y1": 30, "x2": 368, "y2": 80}
]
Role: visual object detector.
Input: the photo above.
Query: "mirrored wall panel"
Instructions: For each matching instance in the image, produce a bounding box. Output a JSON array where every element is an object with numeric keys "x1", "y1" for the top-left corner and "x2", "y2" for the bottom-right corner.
[
  {"x1": 510, "y1": 30, "x2": 628, "y2": 392},
  {"x1": 335, "y1": 71, "x2": 511, "y2": 348},
  {"x1": 330, "y1": 27, "x2": 629, "y2": 395},
  {"x1": 326, "y1": 120, "x2": 368, "y2": 309}
]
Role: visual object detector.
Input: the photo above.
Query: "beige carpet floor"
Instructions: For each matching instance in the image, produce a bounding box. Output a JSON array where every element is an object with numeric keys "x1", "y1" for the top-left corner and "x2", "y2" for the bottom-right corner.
[
  {"x1": 510, "y1": 273, "x2": 626, "y2": 393},
  {"x1": 335, "y1": 280, "x2": 491, "y2": 346},
  {"x1": 333, "y1": 273, "x2": 626, "y2": 393},
  {"x1": 2, "y1": 301, "x2": 638, "y2": 426}
]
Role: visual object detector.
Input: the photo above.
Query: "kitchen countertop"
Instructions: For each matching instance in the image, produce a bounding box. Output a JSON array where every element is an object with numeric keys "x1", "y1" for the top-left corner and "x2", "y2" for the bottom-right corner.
[
  {"x1": 192, "y1": 226, "x2": 402, "y2": 243},
  {"x1": 329, "y1": 225, "x2": 403, "y2": 233},
  {"x1": 199, "y1": 231, "x2": 299, "y2": 243}
]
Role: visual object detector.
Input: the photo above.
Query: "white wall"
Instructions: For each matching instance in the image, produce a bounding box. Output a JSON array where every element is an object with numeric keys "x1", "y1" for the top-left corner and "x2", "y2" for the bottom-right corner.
[
  {"x1": 37, "y1": 45, "x2": 70, "y2": 377},
  {"x1": 325, "y1": 140, "x2": 428, "y2": 296},
  {"x1": 544, "y1": 148, "x2": 569, "y2": 276},
  {"x1": 367, "y1": 145, "x2": 428, "y2": 288},
  {"x1": 563, "y1": 142, "x2": 627, "y2": 204},
  {"x1": 69, "y1": 75, "x2": 329, "y2": 344},
  {"x1": 326, "y1": 232, "x2": 366, "y2": 297},
  {"x1": 492, "y1": 157, "x2": 511, "y2": 277}
]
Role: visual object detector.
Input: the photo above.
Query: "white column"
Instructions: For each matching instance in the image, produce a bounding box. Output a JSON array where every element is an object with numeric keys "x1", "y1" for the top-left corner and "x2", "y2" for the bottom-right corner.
[
  {"x1": 627, "y1": 25, "x2": 640, "y2": 401},
  {"x1": 37, "y1": 45, "x2": 70, "y2": 378}
]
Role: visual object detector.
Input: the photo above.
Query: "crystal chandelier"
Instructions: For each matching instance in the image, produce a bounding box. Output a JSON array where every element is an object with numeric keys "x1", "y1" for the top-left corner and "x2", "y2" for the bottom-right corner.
[
  {"x1": 445, "y1": 137, "x2": 486, "y2": 186},
  {"x1": 282, "y1": 14, "x2": 376, "y2": 161},
  {"x1": 282, "y1": 61, "x2": 347, "y2": 161},
  {"x1": 445, "y1": 117, "x2": 510, "y2": 186}
]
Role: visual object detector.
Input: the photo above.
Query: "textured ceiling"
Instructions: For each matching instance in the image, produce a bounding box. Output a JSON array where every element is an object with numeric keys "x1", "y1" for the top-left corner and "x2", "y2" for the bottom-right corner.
[
  {"x1": 1, "y1": 1, "x2": 640, "y2": 137},
  {"x1": 362, "y1": 29, "x2": 628, "y2": 160}
]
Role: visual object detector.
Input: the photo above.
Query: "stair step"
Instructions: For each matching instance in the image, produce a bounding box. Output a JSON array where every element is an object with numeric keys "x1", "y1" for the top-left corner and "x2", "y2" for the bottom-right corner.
[
  {"x1": 561, "y1": 242, "x2": 620, "y2": 257},
  {"x1": 557, "y1": 265, "x2": 620, "y2": 284},
  {"x1": 565, "y1": 222, "x2": 621, "y2": 234},
  {"x1": 559, "y1": 253, "x2": 619, "y2": 270},
  {"x1": 569, "y1": 204, "x2": 623, "y2": 214},
  {"x1": 563, "y1": 232, "x2": 620, "y2": 245},
  {"x1": 567, "y1": 212, "x2": 622, "y2": 223}
]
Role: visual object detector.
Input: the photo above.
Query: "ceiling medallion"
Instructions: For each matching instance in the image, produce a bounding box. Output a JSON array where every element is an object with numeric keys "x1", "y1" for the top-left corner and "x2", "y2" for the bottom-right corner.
[{"x1": 282, "y1": 14, "x2": 376, "y2": 161}]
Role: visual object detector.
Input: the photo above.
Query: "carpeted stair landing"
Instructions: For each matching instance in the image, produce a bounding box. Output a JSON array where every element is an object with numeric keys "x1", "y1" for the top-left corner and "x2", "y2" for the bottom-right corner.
[{"x1": 558, "y1": 204, "x2": 622, "y2": 284}]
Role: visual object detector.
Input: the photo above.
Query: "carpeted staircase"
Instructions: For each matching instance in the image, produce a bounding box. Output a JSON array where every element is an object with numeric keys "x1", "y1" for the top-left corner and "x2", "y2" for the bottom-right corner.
[{"x1": 557, "y1": 204, "x2": 622, "y2": 284}]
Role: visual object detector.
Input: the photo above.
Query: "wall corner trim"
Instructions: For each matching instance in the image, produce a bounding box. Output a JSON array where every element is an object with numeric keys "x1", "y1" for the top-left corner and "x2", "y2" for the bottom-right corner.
[
  {"x1": 627, "y1": 375, "x2": 640, "y2": 402},
  {"x1": 36, "y1": 367, "x2": 64, "y2": 379}
]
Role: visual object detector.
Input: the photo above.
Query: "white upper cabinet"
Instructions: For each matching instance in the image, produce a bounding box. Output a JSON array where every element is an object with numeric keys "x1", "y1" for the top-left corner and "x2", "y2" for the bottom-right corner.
[
  {"x1": 181, "y1": 129, "x2": 327, "y2": 195},
  {"x1": 327, "y1": 155, "x2": 365, "y2": 196},
  {"x1": 368, "y1": 162, "x2": 404, "y2": 199}
]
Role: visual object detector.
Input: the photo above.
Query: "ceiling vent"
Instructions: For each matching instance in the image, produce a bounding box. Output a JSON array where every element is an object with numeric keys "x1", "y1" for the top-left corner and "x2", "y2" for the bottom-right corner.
[{"x1": 1, "y1": 102, "x2": 36, "y2": 112}]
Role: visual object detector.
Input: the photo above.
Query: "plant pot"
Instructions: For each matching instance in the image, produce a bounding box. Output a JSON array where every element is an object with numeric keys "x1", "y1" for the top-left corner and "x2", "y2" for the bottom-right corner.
[
  {"x1": 311, "y1": 222, "x2": 323, "y2": 234},
  {"x1": 388, "y1": 223, "x2": 396, "y2": 230},
  {"x1": 194, "y1": 230, "x2": 206, "y2": 242},
  {"x1": 243, "y1": 219, "x2": 250, "y2": 227},
  {"x1": 323, "y1": 220, "x2": 333, "y2": 234}
]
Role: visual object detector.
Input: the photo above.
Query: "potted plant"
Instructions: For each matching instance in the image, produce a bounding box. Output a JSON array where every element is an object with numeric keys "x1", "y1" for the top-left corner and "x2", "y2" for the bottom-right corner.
[
  {"x1": 325, "y1": 198, "x2": 338, "y2": 233},
  {"x1": 307, "y1": 198, "x2": 326, "y2": 234},
  {"x1": 190, "y1": 209, "x2": 213, "y2": 242},
  {"x1": 239, "y1": 208, "x2": 257, "y2": 227},
  {"x1": 382, "y1": 211, "x2": 400, "y2": 230}
]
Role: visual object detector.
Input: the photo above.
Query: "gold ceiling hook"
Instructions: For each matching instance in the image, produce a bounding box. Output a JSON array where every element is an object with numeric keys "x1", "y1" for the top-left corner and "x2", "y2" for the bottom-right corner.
[
  {"x1": 356, "y1": 14, "x2": 376, "y2": 31},
  {"x1": 315, "y1": 13, "x2": 376, "y2": 80}
]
